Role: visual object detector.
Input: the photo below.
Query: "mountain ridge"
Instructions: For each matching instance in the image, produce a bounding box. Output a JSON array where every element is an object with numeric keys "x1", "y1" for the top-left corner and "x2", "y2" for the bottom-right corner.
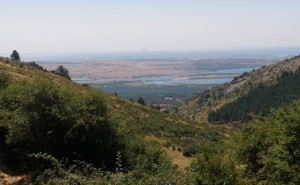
[{"x1": 178, "y1": 54, "x2": 300, "y2": 123}]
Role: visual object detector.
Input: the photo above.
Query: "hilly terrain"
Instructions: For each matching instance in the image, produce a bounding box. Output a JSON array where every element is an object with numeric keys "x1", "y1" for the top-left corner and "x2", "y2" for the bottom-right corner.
[
  {"x1": 178, "y1": 55, "x2": 300, "y2": 123},
  {"x1": 0, "y1": 56, "x2": 224, "y2": 156},
  {"x1": 0, "y1": 56, "x2": 225, "y2": 184},
  {"x1": 1, "y1": 55, "x2": 300, "y2": 184}
]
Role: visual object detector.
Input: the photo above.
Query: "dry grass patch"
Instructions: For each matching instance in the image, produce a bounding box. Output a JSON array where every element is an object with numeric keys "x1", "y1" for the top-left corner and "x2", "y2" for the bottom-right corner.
[
  {"x1": 0, "y1": 171, "x2": 31, "y2": 185},
  {"x1": 145, "y1": 135, "x2": 194, "y2": 171}
]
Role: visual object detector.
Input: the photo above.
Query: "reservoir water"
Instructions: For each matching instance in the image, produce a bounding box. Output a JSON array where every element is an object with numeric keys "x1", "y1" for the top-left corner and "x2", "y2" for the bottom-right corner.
[{"x1": 73, "y1": 67, "x2": 254, "y2": 85}]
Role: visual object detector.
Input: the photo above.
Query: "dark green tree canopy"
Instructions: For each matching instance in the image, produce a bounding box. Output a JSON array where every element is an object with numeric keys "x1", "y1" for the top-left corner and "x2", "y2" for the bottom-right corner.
[
  {"x1": 10, "y1": 50, "x2": 20, "y2": 61},
  {"x1": 55, "y1": 65, "x2": 71, "y2": 80},
  {"x1": 137, "y1": 97, "x2": 146, "y2": 105}
]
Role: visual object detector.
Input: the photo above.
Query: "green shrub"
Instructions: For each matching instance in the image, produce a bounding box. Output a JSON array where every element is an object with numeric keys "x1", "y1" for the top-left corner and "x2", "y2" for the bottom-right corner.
[
  {"x1": 188, "y1": 141, "x2": 237, "y2": 185},
  {"x1": 232, "y1": 101, "x2": 300, "y2": 184},
  {"x1": 183, "y1": 146, "x2": 196, "y2": 157},
  {"x1": 0, "y1": 72, "x2": 10, "y2": 89},
  {"x1": 0, "y1": 79, "x2": 122, "y2": 170}
]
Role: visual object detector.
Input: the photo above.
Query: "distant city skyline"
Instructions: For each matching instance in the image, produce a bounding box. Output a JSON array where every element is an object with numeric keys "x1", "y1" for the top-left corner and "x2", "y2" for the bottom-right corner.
[{"x1": 1, "y1": 0, "x2": 300, "y2": 56}]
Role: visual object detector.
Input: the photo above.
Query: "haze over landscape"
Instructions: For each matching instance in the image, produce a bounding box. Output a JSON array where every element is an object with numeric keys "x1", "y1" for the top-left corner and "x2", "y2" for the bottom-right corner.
[{"x1": 1, "y1": 0, "x2": 300, "y2": 56}]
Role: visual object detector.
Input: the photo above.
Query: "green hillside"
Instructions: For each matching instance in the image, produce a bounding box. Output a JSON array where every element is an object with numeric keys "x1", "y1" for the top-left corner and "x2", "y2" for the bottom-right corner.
[
  {"x1": 0, "y1": 57, "x2": 224, "y2": 184},
  {"x1": 209, "y1": 68, "x2": 300, "y2": 122},
  {"x1": 1, "y1": 56, "x2": 300, "y2": 184},
  {"x1": 188, "y1": 100, "x2": 300, "y2": 184},
  {"x1": 178, "y1": 55, "x2": 300, "y2": 123}
]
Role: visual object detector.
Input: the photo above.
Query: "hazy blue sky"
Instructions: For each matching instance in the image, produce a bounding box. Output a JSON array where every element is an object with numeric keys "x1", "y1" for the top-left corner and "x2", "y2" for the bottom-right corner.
[{"x1": 1, "y1": 0, "x2": 300, "y2": 56}]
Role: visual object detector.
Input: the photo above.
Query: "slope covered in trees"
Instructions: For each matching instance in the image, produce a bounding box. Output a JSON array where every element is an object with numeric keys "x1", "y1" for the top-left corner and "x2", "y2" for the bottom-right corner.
[
  {"x1": 0, "y1": 57, "x2": 224, "y2": 184},
  {"x1": 209, "y1": 67, "x2": 300, "y2": 122},
  {"x1": 187, "y1": 100, "x2": 300, "y2": 184},
  {"x1": 179, "y1": 55, "x2": 300, "y2": 123}
]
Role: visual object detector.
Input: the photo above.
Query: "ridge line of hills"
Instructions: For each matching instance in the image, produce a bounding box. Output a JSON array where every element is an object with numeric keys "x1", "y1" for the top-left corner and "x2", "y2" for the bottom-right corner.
[{"x1": 178, "y1": 54, "x2": 300, "y2": 123}]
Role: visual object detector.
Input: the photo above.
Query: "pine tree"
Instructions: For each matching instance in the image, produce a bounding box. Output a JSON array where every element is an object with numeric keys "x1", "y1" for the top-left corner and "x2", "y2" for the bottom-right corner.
[
  {"x1": 55, "y1": 65, "x2": 71, "y2": 80},
  {"x1": 137, "y1": 97, "x2": 146, "y2": 105},
  {"x1": 10, "y1": 50, "x2": 20, "y2": 61}
]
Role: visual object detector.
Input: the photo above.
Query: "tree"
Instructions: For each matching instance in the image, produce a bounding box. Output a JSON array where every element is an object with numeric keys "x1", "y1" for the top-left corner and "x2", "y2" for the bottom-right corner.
[
  {"x1": 28, "y1": 62, "x2": 44, "y2": 70},
  {"x1": 10, "y1": 50, "x2": 20, "y2": 61},
  {"x1": 232, "y1": 101, "x2": 300, "y2": 184},
  {"x1": 189, "y1": 141, "x2": 237, "y2": 184},
  {"x1": 0, "y1": 80, "x2": 123, "y2": 170},
  {"x1": 137, "y1": 97, "x2": 146, "y2": 105},
  {"x1": 55, "y1": 65, "x2": 71, "y2": 80}
]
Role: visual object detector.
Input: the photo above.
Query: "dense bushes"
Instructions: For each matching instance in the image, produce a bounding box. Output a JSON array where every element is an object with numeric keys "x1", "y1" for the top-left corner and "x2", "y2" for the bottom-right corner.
[
  {"x1": 185, "y1": 101, "x2": 300, "y2": 184},
  {"x1": 29, "y1": 152, "x2": 180, "y2": 185},
  {"x1": 186, "y1": 141, "x2": 237, "y2": 185},
  {"x1": 0, "y1": 74, "x2": 179, "y2": 183},
  {"x1": 232, "y1": 101, "x2": 300, "y2": 184},
  {"x1": 0, "y1": 72, "x2": 10, "y2": 89},
  {"x1": 0, "y1": 79, "x2": 123, "y2": 170}
]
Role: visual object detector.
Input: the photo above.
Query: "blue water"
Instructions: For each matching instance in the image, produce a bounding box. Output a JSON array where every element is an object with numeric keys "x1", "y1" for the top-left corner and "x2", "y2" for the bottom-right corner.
[
  {"x1": 209, "y1": 68, "x2": 254, "y2": 74},
  {"x1": 74, "y1": 67, "x2": 254, "y2": 85},
  {"x1": 147, "y1": 78, "x2": 233, "y2": 85}
]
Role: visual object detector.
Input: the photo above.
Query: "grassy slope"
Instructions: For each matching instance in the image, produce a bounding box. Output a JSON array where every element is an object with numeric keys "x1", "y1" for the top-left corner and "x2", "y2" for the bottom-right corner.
[
  {"x1": 0, "y1": 57, "x2": 225, "y2": 168},
  {"x1": 178, "y1": 55, "x2": 300, "y2": 123}
]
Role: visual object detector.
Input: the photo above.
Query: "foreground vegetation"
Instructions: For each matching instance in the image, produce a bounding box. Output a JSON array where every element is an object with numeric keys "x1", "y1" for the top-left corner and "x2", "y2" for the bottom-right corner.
[
  {"x1": 188, "y1": 100, "x2": 300, "y2": 184},
  {"x1": 0, "y1": 57, "x2": 222, "y2": 184},
  {"x1": 1, "y1": 56, "x2": 300, "y2": 184}
]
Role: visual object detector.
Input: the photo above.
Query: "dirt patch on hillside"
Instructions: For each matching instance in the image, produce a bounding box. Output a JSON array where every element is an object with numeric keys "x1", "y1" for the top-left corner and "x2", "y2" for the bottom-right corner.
[{"x1": 0, "y1": 171, "x2": 31, "y2": 185}]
